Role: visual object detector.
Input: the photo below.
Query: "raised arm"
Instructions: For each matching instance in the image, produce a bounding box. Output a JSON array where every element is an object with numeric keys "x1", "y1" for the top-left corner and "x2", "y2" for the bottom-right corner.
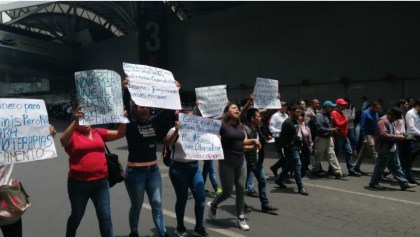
[{"x1": 60, "y1": 106, "x2": 83, "y2": 147}]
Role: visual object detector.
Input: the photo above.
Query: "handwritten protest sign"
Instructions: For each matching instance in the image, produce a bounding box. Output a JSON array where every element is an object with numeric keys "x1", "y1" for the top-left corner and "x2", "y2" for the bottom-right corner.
[
  {"x1": 253, "y1": 77, "x2": 281, "y2": 109},
  {"x1": 0, "y1": 98, "x2": 57, "y2": 164},
  {"x1": 123, "y1": 62, "x2": 182, "y2": 110},
  {"x1": 195, "y1": 85, "x2": 228, "y2": 118},
  {"x1": 75, "y1": 69, "x2": 129, "y2": 125},
  {"x1": 178, "y1": 113, "x2": 224, "y2": 160}
]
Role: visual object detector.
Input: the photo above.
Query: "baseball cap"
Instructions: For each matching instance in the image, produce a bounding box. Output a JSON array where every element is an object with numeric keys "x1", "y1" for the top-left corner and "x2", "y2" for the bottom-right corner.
[
  {"x1": 322, "y1": 101, "x2": 336, "y2": 108},
  {"x1": 336, "y1": 98, "x2": 348, "y2": 105}
]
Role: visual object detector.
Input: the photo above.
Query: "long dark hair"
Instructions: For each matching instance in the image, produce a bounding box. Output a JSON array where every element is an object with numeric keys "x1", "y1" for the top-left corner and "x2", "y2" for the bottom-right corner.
[{"x1": 222, "y1": 102, "x2": 242, "y2": 126}]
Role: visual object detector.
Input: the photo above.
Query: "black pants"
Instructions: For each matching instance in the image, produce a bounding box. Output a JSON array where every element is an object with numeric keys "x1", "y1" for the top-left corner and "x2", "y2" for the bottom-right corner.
[
  {"x1": 0, "y1": 218, "x2": 22, "y2": 237},
  {"x1": 400, "y1": 140, "x2": 419, "y2": 181},
  {"x1": 271, "y1": 138, "x2": 286, "y2": 174},
  {"x1": 300, "y1": 146, "x2": 310, "y2": 177}
]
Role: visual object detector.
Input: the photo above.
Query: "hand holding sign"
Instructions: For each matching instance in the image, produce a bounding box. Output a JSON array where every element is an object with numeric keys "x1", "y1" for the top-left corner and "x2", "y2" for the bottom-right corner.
[{"x1": 253, "y1": 77, "x2": 281, "y2": 109}]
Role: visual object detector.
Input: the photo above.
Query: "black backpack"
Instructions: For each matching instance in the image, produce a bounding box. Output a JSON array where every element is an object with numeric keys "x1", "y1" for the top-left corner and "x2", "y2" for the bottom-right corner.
[{"x1": 161, "y1": 136, "x2": 178, "y2": 166}]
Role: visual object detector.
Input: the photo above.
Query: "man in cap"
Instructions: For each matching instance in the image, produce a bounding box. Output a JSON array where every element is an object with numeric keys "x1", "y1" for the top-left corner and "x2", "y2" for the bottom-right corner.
[
  {"x1": 311, "y1": 101, "x2": 343, "y2": 178},
  {"x1": 331, "y1": 98, "x2": 361, "y2": 176}
]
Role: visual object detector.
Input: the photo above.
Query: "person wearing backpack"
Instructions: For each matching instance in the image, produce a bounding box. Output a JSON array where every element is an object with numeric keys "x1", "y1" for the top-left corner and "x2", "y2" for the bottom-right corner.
[{"x1": 164, "y1": 107, "x2": 210, "y2": 237}]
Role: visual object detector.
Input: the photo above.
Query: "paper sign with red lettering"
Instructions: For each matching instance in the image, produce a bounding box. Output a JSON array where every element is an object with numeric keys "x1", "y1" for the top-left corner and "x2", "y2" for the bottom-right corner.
[{"x1": 0, "y1": 98, "x2": 57, "y2": 164}]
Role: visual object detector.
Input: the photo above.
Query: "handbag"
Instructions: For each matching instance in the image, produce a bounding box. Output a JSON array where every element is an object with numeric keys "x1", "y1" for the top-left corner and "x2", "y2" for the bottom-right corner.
[
  {"x1": 0, "y1": 179, "x2": 30, "y2": 226},
  {"x1": 161, "y1": 136, "x2": 178, "y2": 167},
  {"x1": 104, "y1": 144, "x2": 125, "y2": 187}
]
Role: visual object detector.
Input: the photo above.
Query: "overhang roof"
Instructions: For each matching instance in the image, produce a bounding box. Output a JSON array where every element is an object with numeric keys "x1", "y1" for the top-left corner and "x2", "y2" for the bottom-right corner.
[{"x1": 0, "y1": 1, "x2": 244, "y2": 47}]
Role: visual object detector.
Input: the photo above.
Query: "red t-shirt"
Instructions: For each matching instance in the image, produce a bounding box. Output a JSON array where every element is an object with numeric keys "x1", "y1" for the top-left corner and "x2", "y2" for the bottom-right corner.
[
  {"x1": 330, "y1": 110, "x2": 349, "y2": 137},
  {"x1": 65, "y1": 128, "x2": 109, "y2": 181}
]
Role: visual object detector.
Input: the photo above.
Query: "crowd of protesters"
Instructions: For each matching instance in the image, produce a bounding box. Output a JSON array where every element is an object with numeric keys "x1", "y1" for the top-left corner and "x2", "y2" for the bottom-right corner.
[{"x1": 4, "y1": 74, "x2": 418, "y2": 237}]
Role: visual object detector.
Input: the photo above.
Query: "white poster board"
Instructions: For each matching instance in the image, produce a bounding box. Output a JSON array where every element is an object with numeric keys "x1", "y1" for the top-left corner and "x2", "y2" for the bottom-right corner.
[
  {"x1": 0, "y1": 98, "x2": 57, "y2": 164},
  {"x1": 253, "y1": 77, "x2": 281, "y2": 109},
  {"x1": 75, "y1": 69, "x2": 129, "y2": 125},
  {"x1": 123, "y1": 62, "x2": 182, "y2": 110},
  {"x1": 195, "y1": 85, "x2": 228, "y2": 118},
  {"x1": 178, "y1": 113, "x2": 224, "y2": 160}
]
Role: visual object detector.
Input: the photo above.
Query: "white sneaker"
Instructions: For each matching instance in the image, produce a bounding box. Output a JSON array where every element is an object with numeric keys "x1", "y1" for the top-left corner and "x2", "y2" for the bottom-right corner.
[
  {"x1": 237, "y1": 217, "x2": 250, "y2": 231},
  {"x1": 207, "y1": 201, "x2": 216, "y2": 221}
]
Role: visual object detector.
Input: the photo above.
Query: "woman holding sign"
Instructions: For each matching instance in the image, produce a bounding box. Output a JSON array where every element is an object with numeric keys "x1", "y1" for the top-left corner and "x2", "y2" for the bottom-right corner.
[
  {"x1": 122, "y1": 77, "x2": 180, "y2": 237},
  {"x1": 60, "y1": 107, "x2": 127, "y2": 237},
  {"x1": 207, "y1": 103, "x2": 261, "y2": 231},
  {"x1": 165, "y1": 107, "x2": 210, "y2": 237}
]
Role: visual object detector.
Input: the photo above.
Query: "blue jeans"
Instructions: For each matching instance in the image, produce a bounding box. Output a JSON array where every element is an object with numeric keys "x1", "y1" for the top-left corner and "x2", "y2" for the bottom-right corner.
[
  {"x1": 247, "y1": 163, "x2": 269, "y2": 207},
  {"x1": 370, "y1": 151, "x2": 409, "y2": 188},
  {"x1": 246, "y1": 169, "x2": 255, "y2": 192},
  {"x1": 66, "y1": 177, "x2": 112, "y2": 237},
  {"x1": 169, "y1": 161, "x2": 206, "y2": 230},
  {"x1": 348, "y1": 128, "x2": 357, "y2": 150},
  {"x1": 202, "y1": 160, "x2": 220, "y2": 191},
  {"x1": 334, "y1": 136, "x2": 356, "y2": 172},
  {"x1": 124, "y1": 165, "x2": 166, "y2": 236},
  {"x1": 276, "y1": 149, "x2": 304, "y2": 190}
]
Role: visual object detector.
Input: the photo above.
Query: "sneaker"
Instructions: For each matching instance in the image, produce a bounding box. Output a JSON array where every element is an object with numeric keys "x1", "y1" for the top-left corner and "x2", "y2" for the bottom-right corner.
[
  {"x1": 174, "y1": 227, "x2": 188, "y2": 237},
  {"x1": 369, "y1": 184, "x2": 386, "y2": 189},
  {"x1": 129, "y1": 233, "x2": 139, "y2": 237},
  {"x1": 237, "y1": 217, "x2": 250, "y2": 231},
  {"x1": 193, "y1": 228, "x2": 211, "y2": 237},
  {"x1": 215, "y1": 187, "x2": 223, "y2": 196},
  {"x1": 401, "y1": 183, "x2": 417, "y2": 191},
  {"x1": 247, "y1": 191, "x2": 259, "y2": 198},
  {"x1": 348, "y1": 171, "x2": 361, "y2": 177},
  {"x1": 262, "y1": 204, "x2": 278, "y2": 213},
  {"x1": 354, "y1": 168, "x2": 368, "y2": 176},
  {"x1": 334, "y1": 172, "x2": 343, "y2": 179},
  {"x1": 275, "y1": 179, "x2": 287, "y2": 189},
  {"x1": 298, "y1": 188, "x2": 309, "y2": 196},
  {"x1": 207, "y1": 201, "x2": 216, "y2": 221}
]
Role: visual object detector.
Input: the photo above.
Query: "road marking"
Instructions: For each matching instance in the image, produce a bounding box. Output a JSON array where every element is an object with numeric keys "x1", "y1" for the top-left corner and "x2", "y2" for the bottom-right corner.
[
  {"x1": 305, "y1": 183, "x2": 420, "y2": 206},
  {"x1": 142, "y1": 203, "x2": 247, "y2": 237}
]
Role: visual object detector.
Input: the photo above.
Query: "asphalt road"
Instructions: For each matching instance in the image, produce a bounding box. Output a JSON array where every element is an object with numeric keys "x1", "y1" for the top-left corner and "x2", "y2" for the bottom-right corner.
[{"x1": 11, "y1": 120, "x2": 420, "y2": 237}]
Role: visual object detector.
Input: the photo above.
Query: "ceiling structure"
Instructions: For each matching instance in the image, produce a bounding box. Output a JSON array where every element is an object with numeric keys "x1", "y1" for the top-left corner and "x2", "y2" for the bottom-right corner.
[{"x1": 0, "y1": 1, "x2": 244, "y2": 47}]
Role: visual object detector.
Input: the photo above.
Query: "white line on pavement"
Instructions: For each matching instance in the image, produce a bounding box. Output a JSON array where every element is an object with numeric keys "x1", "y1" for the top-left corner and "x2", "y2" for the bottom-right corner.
[
  {"x1": 142, "y1": 203, "x2": 248, "y2": 237},
  {"x1": 305, "y1": 183, "x2": 420, "y2": 206}
]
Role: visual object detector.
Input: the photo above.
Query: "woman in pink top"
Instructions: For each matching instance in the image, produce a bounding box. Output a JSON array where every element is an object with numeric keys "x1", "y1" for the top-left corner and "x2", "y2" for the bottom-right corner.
[
  {"x1": 298, "y1": 112, "x2": 314, "y2": 177},
  {"x1": 60, "y1": 106, "x2": 126, "y2": 237}
]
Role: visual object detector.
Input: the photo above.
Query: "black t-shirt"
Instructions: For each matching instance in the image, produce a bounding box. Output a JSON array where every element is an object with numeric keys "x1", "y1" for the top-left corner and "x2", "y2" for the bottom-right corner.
[
  {"x1": 126, "y1": 118, "x2": 158, "y2": 163},
  {"x1": 220, "y1": 122, "x2": 245, "y2": 159}
]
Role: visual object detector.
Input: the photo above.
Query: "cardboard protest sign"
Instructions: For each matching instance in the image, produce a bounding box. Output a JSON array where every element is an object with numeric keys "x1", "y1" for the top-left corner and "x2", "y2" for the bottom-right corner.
[
  {"x1": 0, "y1": 98, "x2": 57, "y2": 164},
  {"x1": 123, "y1": 62, "x2": 182, "y2": 110},
  {"x1": 195, "y1": 85, "x2": 228, "y2": 118},
  {"x1": 178, "y1": 113, "x2": 224, "y2": 160},
  {"x1": 253, "y1": 77, "x2": 281, "y2": 109},
  {"x1": 75, "y1": 69, "x2": 129, "y2": 125}
]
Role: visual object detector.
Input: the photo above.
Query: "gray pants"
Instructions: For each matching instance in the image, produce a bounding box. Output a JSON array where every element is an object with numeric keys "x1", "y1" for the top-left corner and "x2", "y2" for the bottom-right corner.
[{"x1": 211, "y1": 157, "x2": 246, "y2": 217}]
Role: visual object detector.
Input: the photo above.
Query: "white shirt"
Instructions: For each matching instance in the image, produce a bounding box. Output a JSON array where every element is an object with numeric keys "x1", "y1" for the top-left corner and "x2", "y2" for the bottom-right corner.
[
  {"x1": 405, "y1": 108, "x2": 420, "y2": 136},
  {"x1": 269, "y1": 111, "x2": 288, "y2": 138},
  {"x1": 343, "y1": 106, "x2": 355, "y2": 129},
  {"x1": 166, "y1": 127, "x2": 192, "y2": 163}
]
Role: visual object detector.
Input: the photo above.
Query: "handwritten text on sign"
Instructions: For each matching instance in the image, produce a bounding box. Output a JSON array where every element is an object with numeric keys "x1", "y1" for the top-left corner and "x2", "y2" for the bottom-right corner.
[
  {"x1": 0, "y1": 99, "x2": 57, "y2": 164},
  {"x1": 195, "y1": 85, "x2": 228, "y2": 118},
  {"x1": 178, "y1": 113, "x2": 224, "y2": 160},
  {"x1": 123, "y1": 62, "x2": 182, "y2": 110},
  {"x1": 253, "y1": 77, "x2": 281, "y2": 109},
  {"x1": 75, "y1": 70, "x2": 129, "y2": 125}
]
